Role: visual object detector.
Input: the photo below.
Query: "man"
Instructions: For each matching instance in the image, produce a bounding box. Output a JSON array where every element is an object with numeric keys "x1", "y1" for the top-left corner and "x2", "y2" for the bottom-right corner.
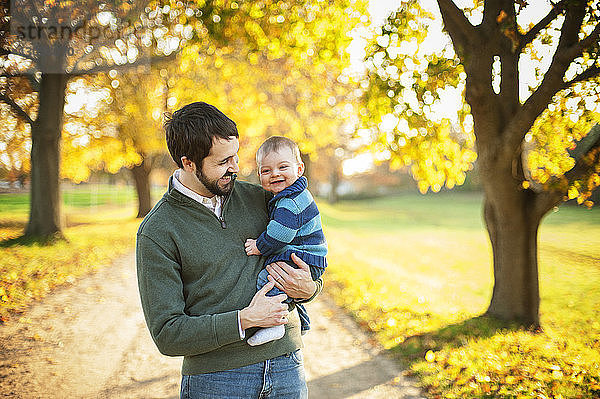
[{"x1": 136, "y1": 102, "x2": 321, "y2": 399}]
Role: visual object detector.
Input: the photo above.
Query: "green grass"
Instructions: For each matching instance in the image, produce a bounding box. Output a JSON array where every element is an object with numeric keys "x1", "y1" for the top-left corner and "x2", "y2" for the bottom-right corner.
[
  {"x1": 0, "y1": 185, "x2": 143, "y2": 322},
  {"x1": 320, "y1": 192, "x2": 600, "y2": 399},
  {"x1": 62, "y1": 184, "x2": 138, "y2": 208},
  {"x1": 0, "y1": 184, "x2": 140, "y2": 220}
]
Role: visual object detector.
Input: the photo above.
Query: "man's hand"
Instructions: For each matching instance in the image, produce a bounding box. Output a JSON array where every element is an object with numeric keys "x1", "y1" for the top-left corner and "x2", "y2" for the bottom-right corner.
[
  {"x1": 266, "y1": 253, "x2": 317, "y2": 300},
  {"x1": 239, "y1": 280, "x2": 288, "y2": 330},
  {"x1": 244, "y1": 238, "x2": 261, "y2": 256}
]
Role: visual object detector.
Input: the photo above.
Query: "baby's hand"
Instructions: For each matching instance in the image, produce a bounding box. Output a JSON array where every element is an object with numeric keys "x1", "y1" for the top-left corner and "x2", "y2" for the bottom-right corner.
[{"x1": 245, "y1": 239, "x2": 261, "y2": 256}]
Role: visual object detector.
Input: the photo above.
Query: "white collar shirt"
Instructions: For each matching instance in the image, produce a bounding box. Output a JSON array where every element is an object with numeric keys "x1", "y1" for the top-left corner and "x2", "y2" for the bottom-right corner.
[{"x1": 172, "y1": 169, "x2": 223, "y2": 217}]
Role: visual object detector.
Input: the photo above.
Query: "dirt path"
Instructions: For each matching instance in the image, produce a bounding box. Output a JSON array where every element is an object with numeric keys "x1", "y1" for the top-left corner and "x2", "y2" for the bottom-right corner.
[
  {"x1": 304, "y1": 298, "x2": 424, "y2": 399},
  {"x1": 0, "y1": 253, "x2": 424, "y2": 398}
]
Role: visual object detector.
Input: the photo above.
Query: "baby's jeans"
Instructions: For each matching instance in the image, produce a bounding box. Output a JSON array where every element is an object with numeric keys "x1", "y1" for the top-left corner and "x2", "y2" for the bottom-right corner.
[{"x1": 256, "y1": 262, "x2": 325, "y2": 333}]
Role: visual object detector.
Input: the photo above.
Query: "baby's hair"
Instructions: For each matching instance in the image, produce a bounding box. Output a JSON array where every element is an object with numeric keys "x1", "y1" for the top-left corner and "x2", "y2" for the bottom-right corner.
[{"x1": 256, "y1": 136, "x2": 302, "y2": 166}]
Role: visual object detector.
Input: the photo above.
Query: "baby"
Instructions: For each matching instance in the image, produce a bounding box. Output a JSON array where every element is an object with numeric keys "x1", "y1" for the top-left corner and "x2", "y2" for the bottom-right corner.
[{"x1": 245, "y1": 136, "x2": 327, "y2": 346}]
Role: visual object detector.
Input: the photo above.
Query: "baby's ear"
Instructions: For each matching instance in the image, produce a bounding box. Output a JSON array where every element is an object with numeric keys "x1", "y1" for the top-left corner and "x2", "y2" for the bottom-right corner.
[{"x1": 297, "y1": 162, "x2": 305, "y2": 176}]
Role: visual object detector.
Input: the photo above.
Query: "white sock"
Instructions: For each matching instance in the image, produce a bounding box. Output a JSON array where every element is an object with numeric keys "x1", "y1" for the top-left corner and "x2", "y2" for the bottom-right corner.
[{"x1": 247, "y1": 325, "x2": 285, "y2": 346}]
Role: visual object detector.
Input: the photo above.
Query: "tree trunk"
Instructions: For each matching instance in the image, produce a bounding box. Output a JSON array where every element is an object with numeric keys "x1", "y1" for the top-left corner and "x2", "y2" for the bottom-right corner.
[
  {"x1": 482, "y1": 170, "x2": 542, "y2": 327},
  {"x1": 25, "y1": 73, "x2": 68, "y2": 238},
  {"x1": 130, "y1": 158, "x2": 152, "y2": 218},
  {"x1": 328, "y1": 157, "x2": 341, "y2": 204},
  {"x1": 301, "y1": 151, "x2": 312, "y2": 184}
]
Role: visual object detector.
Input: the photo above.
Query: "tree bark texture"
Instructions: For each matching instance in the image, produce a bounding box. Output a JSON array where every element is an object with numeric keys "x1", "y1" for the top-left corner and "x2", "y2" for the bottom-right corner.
[
  {"x1": 130, "y1": 158, "x2": 152, "y2": 218},
  {"x1": 25, "y1": 73, "x2": 68, "y2": 237},
  {"x1": 482, "y1": 167, "x2": 542, "y2": 327}
]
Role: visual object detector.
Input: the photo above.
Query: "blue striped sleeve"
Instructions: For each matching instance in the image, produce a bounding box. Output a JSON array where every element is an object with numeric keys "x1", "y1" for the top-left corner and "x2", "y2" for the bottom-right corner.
[
  {"x1": 266, "y1": 220, "x2": 298, "y2": 243},
  {"x1": 256, "y1": 228, "x2": 287, "y2": 256},
  {"x1": 255, "y1": 198, "x2": 301, "y2": 255}
]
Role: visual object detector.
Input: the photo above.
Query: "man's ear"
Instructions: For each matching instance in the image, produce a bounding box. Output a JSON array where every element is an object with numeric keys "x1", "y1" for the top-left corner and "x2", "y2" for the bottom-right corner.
[
  {"x1": 181, "y1": 156, "x2": 196, "y2": 173},
  {"x1": 297, "y1": 162, "x2": 305, "y2": 177}
]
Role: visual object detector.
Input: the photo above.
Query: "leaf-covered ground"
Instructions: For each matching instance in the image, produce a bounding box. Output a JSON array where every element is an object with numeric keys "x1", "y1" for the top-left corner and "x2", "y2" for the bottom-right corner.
[{"x1": 320, "y1": 192, "x2": 600, "y2": 399}]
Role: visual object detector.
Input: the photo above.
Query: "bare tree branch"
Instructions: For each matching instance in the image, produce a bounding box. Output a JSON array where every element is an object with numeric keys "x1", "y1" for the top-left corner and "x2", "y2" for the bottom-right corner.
[
  {"x1": 69, "y1": 53, "x2": 176, "y2": 76},
  {"x1": 0, "y1": 93, "x2": 34, "y2": 125},
  {"x1": 27, "y1": 74, "x2": 39, "y2": 91},
  {"x1": 0, "y1": 72, "x2": 36, "y2": 78},
  {"x1": 482, "y1": 0, "x2": 503, "y2": 31},
  {"x1": 567, "y1": 123, "x2": 600, "y2": 163},
  {"x1": 562, "y1": 22, "x2": 600, "y2": 63},
  {"x1": 435, "y1": 0, "x2": 478, "y2": 58},
  {"x1": 0, "y1": 47, "x2": 37, "y2": 63},
  {"x1": 554, "y1": 3, "x2": 590, "y2": 55},
  {"x1": 518, "y1": 0, "x2": 568, "y2": 52},
  {"x1": 502, "y1": 3, "x2": 588, "y2": 155},
  {"x1": 497, "y1": 1, "x2": 520, "y2": 114},
  {"x1": 563, "y1": 65, "x2": 600, "y2": 88}
]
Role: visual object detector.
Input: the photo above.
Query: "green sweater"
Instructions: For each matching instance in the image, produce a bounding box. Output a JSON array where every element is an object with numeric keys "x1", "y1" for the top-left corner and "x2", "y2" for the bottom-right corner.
[{"x1": 136, "y1": 178, "x2": 302, "y2": 374}]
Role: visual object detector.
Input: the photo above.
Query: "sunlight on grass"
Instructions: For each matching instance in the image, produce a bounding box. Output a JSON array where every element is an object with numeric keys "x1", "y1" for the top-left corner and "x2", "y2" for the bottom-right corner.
[{"x1": 321, "y1": 193, "x2": 600, "y2": 398}]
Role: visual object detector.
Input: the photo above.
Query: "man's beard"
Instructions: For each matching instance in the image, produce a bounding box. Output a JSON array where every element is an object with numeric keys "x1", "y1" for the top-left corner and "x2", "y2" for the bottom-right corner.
[{"x1": 196, "y1": 169, "x2": 236, "y2": 197}]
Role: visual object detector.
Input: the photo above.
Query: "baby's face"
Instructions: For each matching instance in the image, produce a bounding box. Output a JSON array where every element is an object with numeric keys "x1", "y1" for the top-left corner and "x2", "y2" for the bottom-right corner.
[{"x1": 258, "y1": 147, "x2": 304, "y2": 194}]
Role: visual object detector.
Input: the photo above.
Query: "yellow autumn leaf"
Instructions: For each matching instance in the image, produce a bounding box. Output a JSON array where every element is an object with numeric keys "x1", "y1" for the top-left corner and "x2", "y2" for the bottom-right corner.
[
  {"x1": 552, "y1": 370, "x2": 564, "y2": 379},
  {"x1": 568, "y1": 186, "x2": 578, "y2": 199},
  {"x1": 425, "y1": 350, "x2": 435, "y2": 362},
  {"x1": 418, "y1": 180, "x2": 429, "y2": 194},
  {"x1": 505, "y1": 375, "x2": 517, "y2": 384}
]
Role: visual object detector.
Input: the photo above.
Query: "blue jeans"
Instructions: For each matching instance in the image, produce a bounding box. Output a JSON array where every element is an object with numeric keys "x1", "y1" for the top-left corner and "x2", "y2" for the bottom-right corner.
[
  {"x1": 179, "y1": 350, "x2": 308, "y2": 399},
  {"x1": 257, "y1": 264, "x2": 325, "y2": 333}
]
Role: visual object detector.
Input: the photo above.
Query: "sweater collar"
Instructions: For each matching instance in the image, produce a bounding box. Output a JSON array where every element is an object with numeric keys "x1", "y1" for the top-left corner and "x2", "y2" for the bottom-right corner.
[
  {"x1": 166, "y1": 175, "x2": 234, "y2": 209},
  {"x1": 269, "y1": 176, "x2": 307, "y2": 204}
]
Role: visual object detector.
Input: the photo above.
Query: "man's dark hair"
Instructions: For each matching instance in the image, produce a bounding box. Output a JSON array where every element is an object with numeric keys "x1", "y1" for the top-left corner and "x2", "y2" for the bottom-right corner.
[{"x1": 164, "y1": 102, "x2": 238, "y2": 168}]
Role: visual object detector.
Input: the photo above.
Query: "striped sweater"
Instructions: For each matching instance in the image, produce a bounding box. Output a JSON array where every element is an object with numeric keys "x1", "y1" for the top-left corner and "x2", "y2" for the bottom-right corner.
[{"x1": 256, "y1": 176, "x2": 327, "y2": 270}]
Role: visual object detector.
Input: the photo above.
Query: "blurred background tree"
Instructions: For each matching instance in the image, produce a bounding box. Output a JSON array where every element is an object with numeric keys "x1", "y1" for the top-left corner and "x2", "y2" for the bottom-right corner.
[
  {"x1": 0, "y1": 105, "x2": 30, "y2": 186},
  {"x1": 61, "y1": 69, "x2": 169, "y2": 218},
  {"x1": 0, "y1": 0, "x2": 366, "y2": 236},
  {"x1": 0, "y1": 0, "x2": 175, "y2": 237},
  {"x1": 168, "y1": 47, "x2": 359, "y2": 196}
]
